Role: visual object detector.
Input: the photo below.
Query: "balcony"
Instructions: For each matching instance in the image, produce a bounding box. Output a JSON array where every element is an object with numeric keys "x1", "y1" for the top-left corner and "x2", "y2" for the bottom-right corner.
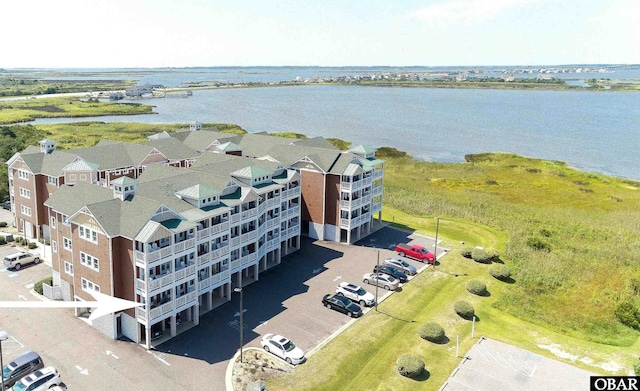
[
  {"x1": 134, "y1": 245, "x2": 173, "y2": 267},
  {"x1": 267, "y1": 198, "x2": 279, "y2": 207},
  {"x1": 230, "y1": 213, "x2": 240, "y2": 223},
  {"x1": 373, "y1": 169, "x2": 384, "y2": 179},
  {"x1": 240, "y1": 230, "x2": 257, "y2": 242},
  {"x1": 287, "y1": 205, "x2": 300, "y2": 216},
  {"x1": 138, "y1": 301, "x2": 173, "y2": 322},
  {"x1": 241, "y1": 209, "x2": 257, "y2": 220},
  {"x1": 175, "y1": 264, "x2": 196, "y2": 281},
  {"x1": 197, "y1": 227, "x2": 211, "y2": 240},
  {"x1": 211, "y1": 245, "x2": 229, "y2": 259},
  {"x1": 230, "y1": 252, "x2": 257, "y2": 270},
  {"x1": 149, "y1": 274, "x2": 173, "y2": 291},
  {"x1": 211, "y1": 221, "x2": 229, "y2": 234},
  {"x1": 175, "y1": 291, "x2": 197, "y2": 309},
  {"x1": 174, "y1": 238, "x2": 195, "y2": 254},
  {"x1": 198, "y1": 253, "x2": 212, "y2": 266}
]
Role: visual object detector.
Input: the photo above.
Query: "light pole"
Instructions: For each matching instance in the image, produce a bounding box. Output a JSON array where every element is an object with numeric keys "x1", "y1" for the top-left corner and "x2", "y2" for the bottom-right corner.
[
  {"x1": 233, "y1": 287, "x2": 244, "y2": 363},
  {"x1": 375, "y1": 250, "x2": 380, "y2": 311},
  {"x1": 0, "y1": 330, "x2": 8, "y2": 390},
  {"x1": 434, "y1": 217, "x2": 440, "y2": 270}
]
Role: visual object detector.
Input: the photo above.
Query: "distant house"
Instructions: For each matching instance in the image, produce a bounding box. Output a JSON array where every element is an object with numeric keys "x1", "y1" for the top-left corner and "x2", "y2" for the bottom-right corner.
[
  {"x1": 501, "y1": 74, "x2": 515, "y2": 82},
  {"x1": 125, "y1": 83, "x2": 165, "y2": 97}
]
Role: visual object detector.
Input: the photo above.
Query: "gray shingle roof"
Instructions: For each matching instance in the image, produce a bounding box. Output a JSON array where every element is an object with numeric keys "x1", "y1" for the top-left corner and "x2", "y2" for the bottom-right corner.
[
  {"x1": 141, "y1": 138, "x2": 199, "y2": 161},
  {"x1": 44, "y1": 182, "x2": 115, "y2": 215}
]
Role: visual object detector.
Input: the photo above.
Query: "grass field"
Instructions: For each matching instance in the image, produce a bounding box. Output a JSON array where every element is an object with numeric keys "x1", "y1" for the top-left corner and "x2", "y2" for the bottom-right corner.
[{"x1": 268, "y1": 152, "x2": 640, "y2": 390}]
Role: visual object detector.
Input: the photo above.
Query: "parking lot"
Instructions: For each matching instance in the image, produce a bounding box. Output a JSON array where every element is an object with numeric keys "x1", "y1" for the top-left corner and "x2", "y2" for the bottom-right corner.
[{"x1": 0, "y1": 225, "x2": 444, "y2": 390}]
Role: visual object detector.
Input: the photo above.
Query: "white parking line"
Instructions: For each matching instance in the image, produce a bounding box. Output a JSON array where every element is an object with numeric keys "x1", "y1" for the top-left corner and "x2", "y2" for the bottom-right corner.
[{"x1": 301, "y1": 312, "x2": 332, "y2": 327}]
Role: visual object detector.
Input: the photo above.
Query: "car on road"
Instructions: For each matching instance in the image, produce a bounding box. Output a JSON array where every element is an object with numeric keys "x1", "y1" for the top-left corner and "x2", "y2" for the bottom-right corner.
[
  {"x1": 322, "y1": 294, "x2": 362, "y2": 318},
  {"x1": 372, "y1": 265, "x2": 408, "y2": 283},
  {"x1": 362, "y1": 273, "x2": 399, "y2": 291},
  {"x1": 260, "y1": 334, "x2": 306, "y2": 365},
  {"x1": 384, "y1": 257, "x2": 417, "y2": 275},
  {"x1": 11, "y1": 366, "x2": 62, "y2": 391},
  {"x1": 336, "y1": 282, "x2": 375, "y2": 306},
  {"x1": 4, "y1": 252, "x2": 40, "y2": 270}
]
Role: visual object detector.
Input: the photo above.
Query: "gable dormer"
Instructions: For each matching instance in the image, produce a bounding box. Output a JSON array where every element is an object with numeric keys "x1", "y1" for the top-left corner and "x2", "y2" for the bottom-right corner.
[
  {"x1": 175, "y1": 184, "x2": 221, "y2": 208},
  {"x1": 39, "y1": 139, "x2": 56, "y2": 154},
  {"x1": 112, "y1": 176, "x2": 137, "y2": 201},
  {"x1": 231, "y1": 166, "x2": 272, "y2": 186}
]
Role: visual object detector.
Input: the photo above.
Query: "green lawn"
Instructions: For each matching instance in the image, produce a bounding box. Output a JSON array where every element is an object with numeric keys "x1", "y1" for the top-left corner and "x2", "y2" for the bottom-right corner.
[{"x1": 269, "y1": 153, "x2": 640, "y2": 390}]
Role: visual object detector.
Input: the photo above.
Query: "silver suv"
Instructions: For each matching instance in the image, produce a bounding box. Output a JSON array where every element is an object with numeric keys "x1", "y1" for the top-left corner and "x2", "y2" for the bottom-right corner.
[{"x1": 4, "y1": 252, "x2": 40, "y2": 270}]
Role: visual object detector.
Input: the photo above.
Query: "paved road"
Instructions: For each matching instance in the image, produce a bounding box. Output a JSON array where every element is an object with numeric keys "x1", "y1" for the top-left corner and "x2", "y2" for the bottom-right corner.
[{"x1": 0, "y1": 226, "x2": 443, "y2": 390}]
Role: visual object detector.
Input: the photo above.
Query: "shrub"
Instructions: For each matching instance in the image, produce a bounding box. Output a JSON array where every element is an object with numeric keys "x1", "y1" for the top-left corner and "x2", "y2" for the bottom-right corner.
[
  {"x1": 0, "y1": 237, "x2": 6, "y2": 245},
  {"x1": 489, "y1": 264, "x2": 511, "y2": 281},
  {"x1": 396, "y1": 354, "x2": 424, "y2": 378},
  {"x1": 526, "y1": 236, "x2": 551, "y2": 252},
  {"x1": 635, "y1": 361, "x2": 640, "y2": 376},
  {"x1": 614, "y1": 301, "x2": 640, "y2": 330},
  {"x1": 28, "y1": 242, "x2": 38, "y2": 249},
  {"x1": 486, "y1": 249, "x2": 500, "y2": 263},
  {"x1": 418, "y1": 322, "x2": 445, "y2": 342},
  {"x1": 0, "y1": 221, "x2": 7, "y2": 227},
  {"x1": 15, "y1": 236, "x2": 23, "y2": 244},
  {"x1": 454, "y1": 301, "x2": 475, "y2": 319},
  {"x1": 471, "y1": 248, "x2": 491, "y2": 263},
  {"x1": 460, "y1": 247, "x2": 473, "y2": 258},
  {"x1": 466, "y1": 279, "x2": 487, "y2": 296},
  {"x1": 34, "y1": 276, "x2": 53, "y2": 295}
]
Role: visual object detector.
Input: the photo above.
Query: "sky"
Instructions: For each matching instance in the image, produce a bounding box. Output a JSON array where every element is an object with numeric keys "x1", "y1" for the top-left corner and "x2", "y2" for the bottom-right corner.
[{"x1": 3, "y1": 0, "x2": 638, "y2": 68}]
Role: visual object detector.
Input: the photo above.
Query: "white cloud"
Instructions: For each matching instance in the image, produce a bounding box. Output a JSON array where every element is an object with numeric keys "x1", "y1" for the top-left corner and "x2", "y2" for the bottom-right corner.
[{"x1": 409, "y1": 0, "x2": 536, "y2": 25}]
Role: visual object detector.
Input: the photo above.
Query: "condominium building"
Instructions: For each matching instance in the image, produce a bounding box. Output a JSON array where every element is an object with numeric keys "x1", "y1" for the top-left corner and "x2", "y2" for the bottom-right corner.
[{"x1": 7, "y1": 129, "x2": 384, "y2": 347}]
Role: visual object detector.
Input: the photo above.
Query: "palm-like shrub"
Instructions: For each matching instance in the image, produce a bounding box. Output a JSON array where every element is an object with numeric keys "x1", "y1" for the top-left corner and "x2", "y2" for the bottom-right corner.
[
  {"x1": 489, "y1": 264, "x2": 511, "y2": 281},
  {"x1": 418, "y1": 322, "x2": 445, "y2": 342},
  {"x1": 454, "y1": 301, "x2": 475, "y2": 319},
  {"x1": 396, "y1": 354, "x2": 424, "y2": 378},
  {"x1": 466, "y1": 279, "x2": 487, "y2": 296}
]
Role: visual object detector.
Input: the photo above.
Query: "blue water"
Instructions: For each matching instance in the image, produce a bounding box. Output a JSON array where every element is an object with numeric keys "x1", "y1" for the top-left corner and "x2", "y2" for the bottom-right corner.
[{"x1": 9, "y1": 65, "x2": 637, "y2": 181}]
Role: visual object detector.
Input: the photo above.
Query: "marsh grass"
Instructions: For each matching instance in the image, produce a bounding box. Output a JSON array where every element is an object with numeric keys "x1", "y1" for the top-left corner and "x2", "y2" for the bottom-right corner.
[{"x1": 0, "y1": 97, "x2": 154, "y2": 124}]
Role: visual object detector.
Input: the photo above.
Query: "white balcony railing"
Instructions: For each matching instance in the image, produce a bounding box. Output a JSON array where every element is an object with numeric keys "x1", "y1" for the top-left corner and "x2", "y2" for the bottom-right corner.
[{"x1": 230, "y1": 213, "x2": 240, "y2": 223}]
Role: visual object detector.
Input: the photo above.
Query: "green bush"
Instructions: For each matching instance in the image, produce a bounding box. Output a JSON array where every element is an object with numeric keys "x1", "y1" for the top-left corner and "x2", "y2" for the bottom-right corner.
[
  {"x1": 614, "y1": 301, "x2": 640, "y2": 330},
  {"x1": 28, "y1": 241, "x2": 38, "y2": 249},
  {"x1": 460, "y1": 247, "x2": 473, "y2": 258},
  {"x1": 471, "y1": 248, "x2": 491, "y2": 263},
  {"x1": 454, "y1": 301, "x2": 475, "y2": 319},
  {"x1": 526, "y1": 236, "x2": 551, "y2": 252},
  {"x1": 0, "y1": 237, "x2": 6, "y2": 245},
  {"x1": 487, "y1": 249, "x2": 500, "y2": 263},
  {"x1": 34, "y1": 276, "x2": 53, "y2": 295},
  {"x1": 489, "y1": 264, "x2": 511, "y2": 281},
  {"x1": 0, "y1": 221, "x2": 7, "y2": 228},
  {"x1": 15, "y1": 236, "x2": 23, "y2": 244},
  {"x1": 418, "y1": 322, "x2": 445, "y2": 342},
  {"x1": 634, "y1": 361, "x2": 640, "y2": 376},
  {"x1": 466, "y1": 279, "x2": 487, "y2": 296},
  {"x1": 396, "y1": 353, "x2": 424, "y2": 378}
]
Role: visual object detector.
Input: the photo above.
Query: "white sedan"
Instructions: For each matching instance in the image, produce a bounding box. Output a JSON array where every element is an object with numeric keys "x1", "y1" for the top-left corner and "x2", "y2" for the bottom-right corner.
[
  {"x1": 362, "y1": 273, "x2": 399, "y2": 291},
  {"x1": 261, "y1": 334, "x2": 306, "y2": 365}
]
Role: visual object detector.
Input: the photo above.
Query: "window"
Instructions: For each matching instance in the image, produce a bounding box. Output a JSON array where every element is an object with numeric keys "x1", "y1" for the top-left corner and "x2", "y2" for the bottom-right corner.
[
  {"x1": 62, "y1": 214, "x2": 69, "y2": 226},
  {"x1": 52, "y1": 240, "x2": 57, "y2": 253},
  {"x1": 19, "y1": 187, "x2": 30, "y2": 199},
  {"x1": 64, "y1": 261, "x2": 73, "y2": 275},
  {"x1": 79, "y1": 226, "x2": 98, "y2": 244},
  {"x1": 48, "y1": 176, "x2": 56, "y2": 185},
  {"x1": 51, "y1": 216, "x2": 56, "y2": 229},
  {"x1": 63, "y1": 237, "x2": 72, "y2": 250},
  {"x1": 69, "y1": 174, "x2": 76, "y2": 181},
  {"x1": 80, "y1": 174, "x2": 87, "y2": 181},
  {"x1": 81, "y1": 278, "x2": 100, "y2": 293},
  {"x1": 20, "y1": 205, "x2": 31, "y2": 216},
  {"x1": 80, "y1": 252, "x2": 99, "y2": 271},
  {"x1": 18, "y1": 170, "x2": 29, "y2": 180}
]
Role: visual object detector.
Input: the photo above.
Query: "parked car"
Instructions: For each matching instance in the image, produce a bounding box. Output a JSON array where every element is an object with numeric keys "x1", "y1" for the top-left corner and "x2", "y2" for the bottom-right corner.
[
  {"x1": 1, "y1": 351, "x2": 45, "y2": 389},
  {"x1": 322, "y1": 294, "x2": 362, "y2": 318},
  {"x1": 336, "y1": 282, "x2": 375, "y2": 306},
  {"x1": 11, "y1": 366, "x2": 62, "y2": 391},
  {"x1": 362, "y1": 273, "x2": 399, "y2": 291},
  {"x1": 2, "y1": 200, "x2": 10, "y2": 210},
  {"x1": 3, "y1": 252, "x2": 40, "y2": 270},
  {"x1": 384, "y1": 257, "x2": 417, "y2": 275},
  {"x1": 372, "y1": 265, "x2": 408, "y2": 283},
  {"x1": 260, "y1": 334, "x2": 306, "y2": 365},
  {"x1": 150, "y1": 323, "x2": 163, "y2": 341},
  {"x1": 395, "y1": 243, "x2": 436, "y2": 264}
]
